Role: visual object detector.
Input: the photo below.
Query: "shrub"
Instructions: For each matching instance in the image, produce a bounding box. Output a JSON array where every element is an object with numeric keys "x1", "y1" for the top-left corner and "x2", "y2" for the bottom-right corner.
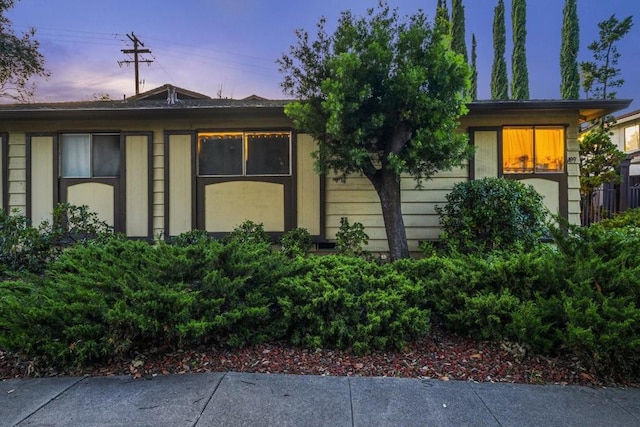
[
  {"x1": 436, "y1": 177, "x2": 547, "y2": 253},
  {"x1": 277, "y1": 256, "x2": 430, "y2": 353},
  {"x1": 224, "y1": 220, "x2": 271, "y2": 245},
  {"x1": 280, "y1": 227, "x2": 313, "y2": 258},
  {"x1": 335, "y1": 217, "x2": 369, "y2": 256},
  {"x1": 598, "y1": 207, "x2": 640, "y2": 230}
]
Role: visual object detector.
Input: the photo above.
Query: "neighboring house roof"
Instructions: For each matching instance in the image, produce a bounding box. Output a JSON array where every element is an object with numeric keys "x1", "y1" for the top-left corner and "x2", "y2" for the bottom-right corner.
[
  {"x1": 614, "y1": 108, "x2": 640, "y2": 125},
  {"x1": 0, "y1": 84, "x2": 631, "y2": 122}
]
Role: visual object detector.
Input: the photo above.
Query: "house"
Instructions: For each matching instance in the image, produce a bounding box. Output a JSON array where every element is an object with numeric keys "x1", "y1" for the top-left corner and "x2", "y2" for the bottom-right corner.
[
  {"x1": 608, "y1": 109, "x2": 640, "y2": 210},
  {"x1": 0, "y1": 85, "x2": 631, "y2": 252}
]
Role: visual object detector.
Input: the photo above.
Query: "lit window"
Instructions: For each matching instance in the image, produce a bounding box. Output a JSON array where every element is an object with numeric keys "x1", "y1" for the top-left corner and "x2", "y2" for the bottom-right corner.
[
  {"x1": 60, "y1": 134, "x2": 120, "y2": 178},
  {"x1": 503, "y1": 126, "x2": 564, "y2": 173},
  {"x1": 198, "y1": 131, "x2": 291, "y2": 176},
  {"x1": 624, "y1": 124, "x2": 639, "y2": 152}
]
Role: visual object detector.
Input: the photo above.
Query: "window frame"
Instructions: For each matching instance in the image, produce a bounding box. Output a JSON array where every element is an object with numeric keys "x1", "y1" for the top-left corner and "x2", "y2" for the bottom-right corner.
[
  {"x1": 59, "y1": 132, "x2": 122, "y2": 178},
  {"x1": 197, "y1": 130, "x2": 292, "y2": 177},
  {"x1": 624, "y1": 124, "x2": 640, "y2": 152},
  {"x1": 502, "y1": 125, "x2": 566, "y2": 175}
]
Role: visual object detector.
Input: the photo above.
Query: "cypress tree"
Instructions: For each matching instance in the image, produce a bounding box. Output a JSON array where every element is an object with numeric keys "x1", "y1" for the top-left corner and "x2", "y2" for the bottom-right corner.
[
  {"x1": 560, "y1": 0, "x2": 579, "y2": 99},
  {"x1": 435, "y1": 0, "x2": 450, "y2": 35},
  {"x1": 511, "y1": 0, "x2": 529, "y2": 99},
  {"x1": 451, "y1": 0, "x2": 468, "y2": 63},
  {"x1": 471, "y1": 34, "x2": 478, "y2": 100},
  {"x1": 491, "y1": 0, "x2": 509, "y2": 100}
]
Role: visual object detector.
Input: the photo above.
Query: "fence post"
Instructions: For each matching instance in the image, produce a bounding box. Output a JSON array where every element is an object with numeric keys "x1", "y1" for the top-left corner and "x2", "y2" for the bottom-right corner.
[{"x1": 619, "y1": 158, "x2": 631, "y2": 212}]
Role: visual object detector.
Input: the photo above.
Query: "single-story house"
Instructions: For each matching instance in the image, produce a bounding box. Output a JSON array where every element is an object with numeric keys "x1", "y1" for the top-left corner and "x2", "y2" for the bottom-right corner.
[{"x1": 0, "y1": 85, "x2": 631, "y2": 252}]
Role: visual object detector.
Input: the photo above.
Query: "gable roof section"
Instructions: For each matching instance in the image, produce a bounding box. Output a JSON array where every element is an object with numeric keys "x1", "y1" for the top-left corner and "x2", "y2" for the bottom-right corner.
[{"x1": 127, "y1": 84, "x2": 212, "y2": 101}]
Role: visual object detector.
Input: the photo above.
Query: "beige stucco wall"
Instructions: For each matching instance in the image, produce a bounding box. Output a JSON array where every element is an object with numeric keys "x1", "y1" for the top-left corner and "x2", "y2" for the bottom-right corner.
[
  {"x1": 296, "y1": 133, "x2": 321, "y2": 235},
  {"x1": 125, "y1": 134, "x2": 149, "y2": 237},
  {"x1": 30, "y1": 136, "x2": 54, "y2": 225},
  {"x1": 204, "y1": 181, "x2": 285, "y2": 232},
  {"x1": 168, "y1": 134, "x2": 192, "y2": 237},
  {"x1": 67, "y1": 182, "x2": 115, "y2": 227}
]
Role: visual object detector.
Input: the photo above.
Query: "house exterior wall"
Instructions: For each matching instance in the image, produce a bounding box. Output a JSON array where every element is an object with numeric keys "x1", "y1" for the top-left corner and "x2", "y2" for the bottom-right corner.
[
  {"x1": 0, "y1": 106, "x2": 585, "y2": 249},
  {"x1": 611, "y1": 111, "x2": 640, "y2": 177}
]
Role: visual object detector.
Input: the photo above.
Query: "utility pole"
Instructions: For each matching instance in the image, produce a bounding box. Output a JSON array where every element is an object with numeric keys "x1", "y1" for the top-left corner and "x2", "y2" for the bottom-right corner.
[{"x1": 118, "y1": 32, "x2": 153, "y2": 95}]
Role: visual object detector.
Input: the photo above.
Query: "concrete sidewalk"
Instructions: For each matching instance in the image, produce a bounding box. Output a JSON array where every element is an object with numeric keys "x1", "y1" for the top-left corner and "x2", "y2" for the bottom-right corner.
[{"x1": 1, "y1": 372, "x2": 639, "y2": 426}]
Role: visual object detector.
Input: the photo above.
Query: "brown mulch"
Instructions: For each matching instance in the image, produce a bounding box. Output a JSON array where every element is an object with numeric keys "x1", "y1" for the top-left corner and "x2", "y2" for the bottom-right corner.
[{"x1": 0, "y1": 329, "x2": 633, "y2": 387}]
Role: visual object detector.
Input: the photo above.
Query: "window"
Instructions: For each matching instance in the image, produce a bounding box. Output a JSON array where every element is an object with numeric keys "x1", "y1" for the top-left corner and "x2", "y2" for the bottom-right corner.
[
  {"x1": 198, "y1": 131, "x2": 291, "y2": 176},
  {"x1": 60, "y1": 134, "x2": 120, "y2": 178},
  {"x1": 624, "y1": 124, "x2": 639, "y2": 152},
  {"x1": 503, "y1": 126, "x2": 564, "y2": 173}
]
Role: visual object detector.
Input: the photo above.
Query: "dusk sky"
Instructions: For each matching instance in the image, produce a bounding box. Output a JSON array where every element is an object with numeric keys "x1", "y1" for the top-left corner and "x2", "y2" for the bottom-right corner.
[{"x1": 6, "y1": 0, "x2": 640, "y2": 113}]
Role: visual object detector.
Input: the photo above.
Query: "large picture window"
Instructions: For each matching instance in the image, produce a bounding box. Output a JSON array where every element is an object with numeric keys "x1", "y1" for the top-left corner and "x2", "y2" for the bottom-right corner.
[
  {"x1": 198, "y1": 131, "x2": 291, "y2": 176},
  {"x1": 503, "y1": 126, "x2": 564, "y2": 173},
  {"x1": 624, "y1": 124, "x2": 639, "y2": 152},
  {"x1": 60, "y1": 133, "x2": 120, "y2": 178}
]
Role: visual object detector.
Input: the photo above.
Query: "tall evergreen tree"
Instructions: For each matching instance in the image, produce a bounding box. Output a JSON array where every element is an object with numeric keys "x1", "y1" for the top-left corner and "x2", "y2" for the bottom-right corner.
[
  {"x1": 451, "y1": 0, "x2": 468, "y2": 63},
  {"x1": 435, "y1": 0, "x2": 450, "y2": 35},
  {"x1": 510, "y1": 0, "x2": 529, "y2": 99},
  {"x1": 491, "y1": 0, "x2": 508, "y2": 99},
  {"x1": 470, "y1": 34, "x2": 478, "y2": 100},
  {"x1": 560, "y1": 0, "x2": 579, "y2": 99}
]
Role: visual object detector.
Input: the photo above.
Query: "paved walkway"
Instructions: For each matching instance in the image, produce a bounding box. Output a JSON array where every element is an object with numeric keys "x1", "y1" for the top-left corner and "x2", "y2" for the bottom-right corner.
[{"x1": 1, "y1": 372, "x2": 639, "y2": 426}]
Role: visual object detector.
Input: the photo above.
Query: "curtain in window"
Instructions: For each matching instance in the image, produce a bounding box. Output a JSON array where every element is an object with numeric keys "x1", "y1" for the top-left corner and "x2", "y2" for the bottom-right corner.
[
  {"x1": 503, "y1": 127, "x2": 533, "y2": 173},
  {"x1": 535, "y1": 128, "x2": 564, "y2": 172},
  {"x1": 61, "y1": 134, "x2": 91, "y2": 177}
]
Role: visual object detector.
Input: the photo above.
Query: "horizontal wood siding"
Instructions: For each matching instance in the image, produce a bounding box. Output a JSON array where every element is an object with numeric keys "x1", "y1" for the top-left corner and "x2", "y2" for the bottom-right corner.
[
  {"x1": 325, "y1": 166, "x2": 468, "y2": 252},
  {"x1": 7, "y1": 133, "x2": 26, "y2": 214}
]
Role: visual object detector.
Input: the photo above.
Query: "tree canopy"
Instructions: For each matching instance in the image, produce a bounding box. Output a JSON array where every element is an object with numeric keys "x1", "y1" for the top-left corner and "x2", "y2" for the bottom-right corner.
[
  {"x1": 491, "y1": 0, "x2": 508, "y2": 100},
  {"x1": 560, "y1": 0, "x2": 579, "y2": 99},
  {"x1": 510, "y1": 0, "x2": 529, "y2": 99},
  {"x1": 0, "y1": 0, "x2": 49, "y2": 102},
  {"x1": 278, "y1": 2, "x2": 471, "y2": 259}
]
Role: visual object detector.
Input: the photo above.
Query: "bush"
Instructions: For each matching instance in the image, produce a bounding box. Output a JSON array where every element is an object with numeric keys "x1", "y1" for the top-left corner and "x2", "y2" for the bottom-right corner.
[
  {"x1": 598, "y1": 207, "x2": 640, "y2": 230},
  {"x1": 277, "y1": 256, "x2": 430, "y2": 353},
  {"x1": 280, "y1": 227, "x2": 313, "y2": 258},
  {"x1": 436, "y1": 177, "x2": 547, "y2": 253},
  {"x1": 335, "y1": 217, "x2": 369, "y2": 256},
  {"x1": 224, "y1": 220, "x2": 271, "y2": 245}
]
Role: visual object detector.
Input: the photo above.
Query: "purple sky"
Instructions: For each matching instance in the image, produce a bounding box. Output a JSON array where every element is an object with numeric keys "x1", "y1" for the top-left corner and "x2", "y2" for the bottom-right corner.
[{"x1": 5, "y1": 0, "x2": 640, "y2": 113}]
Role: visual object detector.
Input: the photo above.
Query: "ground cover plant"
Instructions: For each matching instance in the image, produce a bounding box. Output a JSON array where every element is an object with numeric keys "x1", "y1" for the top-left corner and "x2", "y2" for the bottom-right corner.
[{"x1": 0, "y1": 206, "x2": 639, "y2": 385}]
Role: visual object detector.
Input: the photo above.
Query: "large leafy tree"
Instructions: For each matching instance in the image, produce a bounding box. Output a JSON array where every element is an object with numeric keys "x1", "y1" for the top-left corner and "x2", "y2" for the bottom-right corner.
[
  {"x1": 278, "y1": 2, "x2": 471, "y2": 260},
  {"x1": 580, "y1": 14, "x2": 633, "y2": 100},
  {"x1": 510, "y1": 0, "x2": 529, "y2": 99},
  {"x1": 491, "y1": 0, "x2": 508, "y2": 100},
  {"x1": 0, "y1": 0, "x2": 49, "y2": 102},
  {"x1": 560, "y1": 0, "x2": 579, "y2": 99}
]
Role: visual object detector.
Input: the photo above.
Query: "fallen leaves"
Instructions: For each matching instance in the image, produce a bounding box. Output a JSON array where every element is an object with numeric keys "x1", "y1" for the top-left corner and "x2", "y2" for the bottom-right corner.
[{"x1": 0, "y1": 329, "x2": 625, "y2": 387}]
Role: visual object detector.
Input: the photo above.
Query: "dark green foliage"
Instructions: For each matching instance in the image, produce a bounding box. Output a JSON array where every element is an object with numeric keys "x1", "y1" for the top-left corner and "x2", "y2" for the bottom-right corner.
[
  {"x1": 0, "y1": 204, "x2": 115, "y2": 275},
  {"x1": 436, "y1": 178, "x2": 547, "y2": 253},
  {"x1": 491, "y1": 0, "x2": 509, "y2": 100},
  {"x1": 434, "y1": 0, "x2": 450, "y2": 36},
  {"x1": 280, "y1": 227, "x2": 313, "y2": 258},
  {"x1": 224, "y1": 220, "x2": 271, "y2": 244},
  {"x1": 579, "y1": 126, "x2": 626, "y2": 199},
  {"x1": 510, "y1": 0, "x2": 529, "y2": 99},
  {"x1": 598, "y1": 208, "x2": 640, "y2": 229},
  {"x1": 451, "y1": 0, "x2": 467, "y2": 63},
  {"x1": 277, "y1": 256, "x2": 430, "y2": 353},
  {"x1": 335, "y1": 217, "x2": 369, "y2": 256},
  {"x1": 470, "y1": 34, "x2": 478, "y2": 100},
  {"x1": 560, "y1": 0, "x2": 580, "y2": 99}
]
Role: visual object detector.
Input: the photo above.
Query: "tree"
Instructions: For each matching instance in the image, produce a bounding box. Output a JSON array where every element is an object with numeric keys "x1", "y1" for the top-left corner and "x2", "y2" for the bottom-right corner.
[
  {"x1": 278, "y1": 2, "x2": 471, "y2": 260},
  {"x1": 451, "y1": 0, "x2": 467, "y2": 63},
  {"x1": 580, "y1": 14, "x2": 633, "y2": 99},
  {"x1": 510, "y1": 0, "x2": 529, "y2": 99},
  {"x1": 0, "y1": 0, "x2": 49, "y2": 102},
  {"x1": 470, "y1": 33, "x2": 478, "y2": 100},
  {"x1": 434, "y1": 0, "x2": 450, "y2": 36},
  {"x1": 560, "y1": 0, "x2": 579, "y2": 99},
  {"x1": 491, "y1": 0, "x2": 509, "y2": 100},
  {"x1": 578, "y1": 15, "x2": 632, "y2": 224}
]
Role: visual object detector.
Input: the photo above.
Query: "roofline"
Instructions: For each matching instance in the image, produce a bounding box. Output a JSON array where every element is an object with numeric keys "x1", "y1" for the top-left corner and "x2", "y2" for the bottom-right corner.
[{"x1": 0, "y1": 98, "x2": 632, "y2": 122}]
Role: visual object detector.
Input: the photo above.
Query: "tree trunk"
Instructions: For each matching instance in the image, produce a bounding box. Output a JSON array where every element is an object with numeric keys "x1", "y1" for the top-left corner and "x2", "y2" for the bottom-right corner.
[{"x1": 369, "y1": 169, "x2": 409, "y2": 260}]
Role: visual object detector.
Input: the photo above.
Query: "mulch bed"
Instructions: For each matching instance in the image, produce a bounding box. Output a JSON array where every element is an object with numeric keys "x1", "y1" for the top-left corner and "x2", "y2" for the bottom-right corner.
[{"x1": 0, "y1": 329, "x2": 634, "y2": 387}]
